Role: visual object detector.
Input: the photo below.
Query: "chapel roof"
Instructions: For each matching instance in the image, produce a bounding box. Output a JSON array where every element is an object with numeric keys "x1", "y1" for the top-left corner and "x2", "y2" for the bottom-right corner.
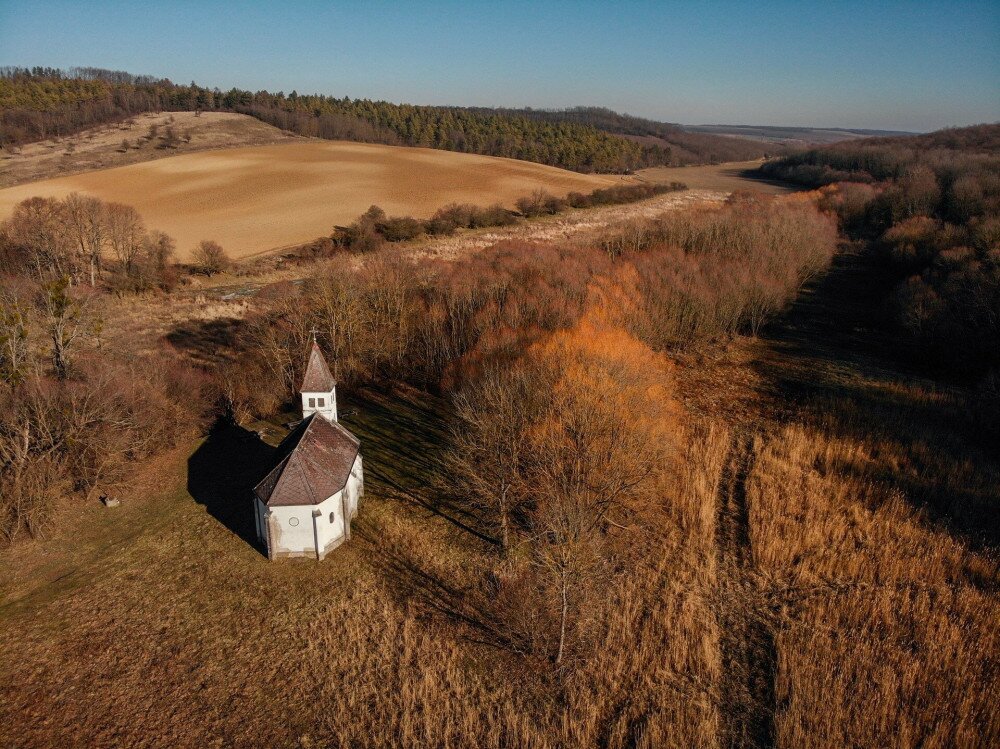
[
  {"x1": 253, "y1": 414, "x2": 360, "y2": 507},
  {"x1": 301, "y1": 341, "x2": 335, "y2": 393}
]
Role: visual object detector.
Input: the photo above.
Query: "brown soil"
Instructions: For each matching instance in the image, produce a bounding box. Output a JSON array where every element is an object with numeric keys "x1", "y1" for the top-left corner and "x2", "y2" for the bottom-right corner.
[
  {"x1": 0, "y1": 140, "x2": 619, "y2": 260},
  {"x1": 0, "y1": 111, "x2": 297, "y2": 188}
]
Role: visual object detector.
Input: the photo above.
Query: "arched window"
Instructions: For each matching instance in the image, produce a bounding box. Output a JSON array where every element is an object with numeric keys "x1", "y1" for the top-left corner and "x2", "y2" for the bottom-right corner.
[{"x1": 329, "y1": 512, "x2": 336, "y2": 524}]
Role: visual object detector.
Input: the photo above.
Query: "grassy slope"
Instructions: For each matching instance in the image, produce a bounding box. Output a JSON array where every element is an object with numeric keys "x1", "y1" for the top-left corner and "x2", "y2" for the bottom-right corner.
[
  {"x1": 0, "y1": 140, "x2": 617, "y2": 260},
  {"x1": 1, "y1": 237, "x2": 996, "y2": 746},
  {"x1": 0, "y1": 111, "x2": 297, "y2": 188},
  {"x1": 0, "y1": 386, "x2": 482, "y2": 748}
]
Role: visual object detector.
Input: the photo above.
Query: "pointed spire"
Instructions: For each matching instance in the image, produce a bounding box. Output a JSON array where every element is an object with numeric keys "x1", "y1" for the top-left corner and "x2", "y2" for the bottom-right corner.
[{"x1": 301, "y1": 337, "x2": 335, "y2": 393}]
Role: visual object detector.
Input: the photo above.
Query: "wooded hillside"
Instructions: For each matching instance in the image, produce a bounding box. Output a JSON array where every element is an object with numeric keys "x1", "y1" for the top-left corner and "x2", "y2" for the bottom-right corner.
[
  {"x1": 759, "y1": 123, "x2": 1000, "y2": 385},
  {"x1": 0, "y1": 68, "x2": 771, "y2": 173},
  {"x1": 476, "y1": 106, "x2": 785, "y2": 164}
]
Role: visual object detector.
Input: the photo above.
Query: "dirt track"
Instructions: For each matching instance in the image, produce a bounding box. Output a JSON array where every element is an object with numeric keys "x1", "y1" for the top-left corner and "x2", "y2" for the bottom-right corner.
[{"x1": 0, "y1": 141, "x2": 618, "y2": 260}]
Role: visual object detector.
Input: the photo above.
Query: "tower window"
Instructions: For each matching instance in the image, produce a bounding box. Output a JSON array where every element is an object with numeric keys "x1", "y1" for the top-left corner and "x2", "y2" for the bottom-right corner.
[
  {"x1": 308, "y1": 397, "x2": 316, "y2": 408},
  {"x1": 317, "y1": 398, "x2": 325, "y2": 407},
  {"x1": 329, "y1": 512, "x2": 336, "y2": 524}
]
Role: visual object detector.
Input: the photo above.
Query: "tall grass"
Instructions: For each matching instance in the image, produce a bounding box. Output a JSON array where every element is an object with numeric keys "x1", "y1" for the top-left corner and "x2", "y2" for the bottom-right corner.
[{"x1": 747, "y1": 422, "x2": 998, "y2": 746}]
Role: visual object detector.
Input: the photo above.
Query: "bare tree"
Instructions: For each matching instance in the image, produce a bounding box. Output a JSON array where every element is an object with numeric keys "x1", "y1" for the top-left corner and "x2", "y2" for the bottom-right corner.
[
  {"x1": 160, "y1": 125, "x2": 180, "y2": 149},
  {"x1": 1, "y1": 197, "x2": 75, "y2": 280},
  {"x1": 192, "y1": 240, "x2": 230, "y2": 275},
  {"x1": 105, "y1": 202, "x2": 146, "y2": 277},
  {"x1": 0, "y1": 381, "x2": 64, "y2": 543},
  {"x1": 442, "y1": 366, "x2": 539, "y2": 552},
  {"x1": 144, "y1": 230, "x2": 175, "y2": 273},
  {"x1": 359, "y1": 256, "x2": 413, "y2": 373},
  {"x1": 64, "y1": 193, "x2": 107, "y2": 285},
  {"x1": 521, "y1": 341, "x2": 669, "y2": 664},
  {"x1": 40, "y1": 276, "x2": 96, "y2": 379},
  {"x1": 0, "y1": 291, "x2": 31, "y2": 385}
]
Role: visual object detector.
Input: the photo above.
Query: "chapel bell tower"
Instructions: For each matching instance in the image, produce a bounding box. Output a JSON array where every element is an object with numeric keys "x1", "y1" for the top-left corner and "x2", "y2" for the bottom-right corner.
[{"x1": 300, "y1": 337, "x2": 337, "y2": 422}]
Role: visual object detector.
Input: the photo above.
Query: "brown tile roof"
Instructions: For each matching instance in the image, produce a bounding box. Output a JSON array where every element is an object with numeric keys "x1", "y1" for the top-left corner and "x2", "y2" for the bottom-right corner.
[
  {"x1": 253, "y1": 414, "x2": 360, "y2": 507},
  {"x1": 301, "y1": 342, "x2": 335, "y2": 392}
]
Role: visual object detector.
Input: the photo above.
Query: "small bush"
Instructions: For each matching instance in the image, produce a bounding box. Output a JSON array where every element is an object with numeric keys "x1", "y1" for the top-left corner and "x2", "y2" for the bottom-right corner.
[
  {"x1": 469, "y1": 204, "x2": 518, "y2": 228},
  {"x1": 297, "y1": 236, "x2": 336, "y2": 260},
  {"x1": 515, "y1": 190, "x2": 566, "y2": 217},
  {"x1": 378, "y1": 216, "x2": 427, "y2": 242}
]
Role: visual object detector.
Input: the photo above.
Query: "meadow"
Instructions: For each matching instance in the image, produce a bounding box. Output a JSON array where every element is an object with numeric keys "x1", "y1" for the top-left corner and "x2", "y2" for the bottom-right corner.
[
  {"x1": 636, "y1": 160, "x2": 799, "y2": 195},
  {"x1": 0, "y1": 120, "x2": 996, "y2": 748}
]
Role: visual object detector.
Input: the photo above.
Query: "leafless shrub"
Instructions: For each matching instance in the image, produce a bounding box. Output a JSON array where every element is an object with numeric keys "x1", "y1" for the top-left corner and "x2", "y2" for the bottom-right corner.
[{"x1": 192, "y1": 240, "x2": 230, "y2": 276}]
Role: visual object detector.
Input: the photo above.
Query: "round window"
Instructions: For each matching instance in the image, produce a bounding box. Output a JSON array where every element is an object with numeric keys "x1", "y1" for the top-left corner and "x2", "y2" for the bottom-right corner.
[{"x1": 288, "y1": 517, "x2": 299, "y2": 527}]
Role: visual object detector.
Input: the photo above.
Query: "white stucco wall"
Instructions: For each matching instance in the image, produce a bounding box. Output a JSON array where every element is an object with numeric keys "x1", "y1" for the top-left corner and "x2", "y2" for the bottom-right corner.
[
  {"x1": 348, "y1": 455, "x2": 363, "y2": 516},
  {"x1": 314, "y1": 489, "x2": 346, "y2": 552},
  {"x1": 301, "y1": 388, "x2": 337, "y2": 422},
  {"x1": 261, "y1": 457, "x2": 364, "y2": 559},
  {"x1": 267, "y1": 503, "x2": 321, "y2": 554}
]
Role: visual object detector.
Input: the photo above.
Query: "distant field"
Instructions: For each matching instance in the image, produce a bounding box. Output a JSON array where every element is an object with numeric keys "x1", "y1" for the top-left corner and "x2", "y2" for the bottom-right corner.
[
  {"x1": 683, "y1": 124, "x2": 916, "y2": 145},
  {"x1": 636, "y1": 160, "x2": 799, "y2": 194},
  {"x1": 0, "y1": 141, "x2": 617, "y2": 260},
  {"x1": 0, "y1": 111, "x2": 296, "y2": 188}
]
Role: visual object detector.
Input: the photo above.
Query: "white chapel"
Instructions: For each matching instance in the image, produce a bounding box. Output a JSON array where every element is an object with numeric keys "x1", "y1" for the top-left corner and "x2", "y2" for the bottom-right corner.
[{"x1": 252, "y1": 341, "x2": 364, "y2": 560}]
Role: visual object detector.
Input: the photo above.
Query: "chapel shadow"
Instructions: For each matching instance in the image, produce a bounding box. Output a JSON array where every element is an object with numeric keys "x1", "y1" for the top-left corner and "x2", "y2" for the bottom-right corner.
[{"x1": 187, "y1": 419, "x2": 276, "y2": 555}]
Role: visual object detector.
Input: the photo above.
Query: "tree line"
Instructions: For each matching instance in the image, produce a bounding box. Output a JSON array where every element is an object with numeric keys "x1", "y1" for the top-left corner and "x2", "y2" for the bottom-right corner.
[
  {"x1": 295, "y1": 181, "x2": 686, "y2": 257},
  {"x1": 1, "y1": 67, "x2": 771, "y2": 172},
  {"x1": 760, "y1": 124, "x2": 1000, "y2": 392},
  {"x1": 472, "y1": 105, "x2": 783, "y2": 164}
]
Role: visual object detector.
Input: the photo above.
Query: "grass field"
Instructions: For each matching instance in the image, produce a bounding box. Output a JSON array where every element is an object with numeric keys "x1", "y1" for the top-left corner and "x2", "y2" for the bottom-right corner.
[
  {"x1": 0, "y1": 386, "x2": 468, "y2": 748},
  {"x1": 1, "y1": 239, "x2": 996, "y2": 747},
  {"x1": 637, "y1": 159, "x2": 799, "y2": 194},
  {"x1": 0, "y1": 140, "x2": 618, "y2": 260}
]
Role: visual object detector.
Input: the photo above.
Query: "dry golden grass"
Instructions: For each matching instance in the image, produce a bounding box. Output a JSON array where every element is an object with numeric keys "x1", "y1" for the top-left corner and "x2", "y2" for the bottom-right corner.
[
  {"x1": 1, "y1": 204, "x2": 996, "y2": 747},
  {"x1": 736, "y1": 248, "x2": 1000, "y2": 747},
  {"x1": 0, "y1": 387, "x2": 725, "y2": 749},
  {"x1": 0, "y1": 141, "x2": 618, "y2": 260},
  {"x1": 748, "y1": 421, "x2": 998, "y2": 746},
  {"x1": 637, "y1": 160, "x2": 798, "y2": 195}
]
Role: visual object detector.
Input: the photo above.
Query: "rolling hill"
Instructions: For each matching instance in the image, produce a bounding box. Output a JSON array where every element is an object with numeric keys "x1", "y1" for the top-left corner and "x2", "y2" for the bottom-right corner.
[{"x1": 0, "y1": 140, "x2": 618, "y2": 259}]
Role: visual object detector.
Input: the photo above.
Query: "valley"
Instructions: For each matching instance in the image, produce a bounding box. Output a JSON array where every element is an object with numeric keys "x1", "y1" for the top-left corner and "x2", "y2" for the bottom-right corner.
[{"x1": 0, "y1": 51, "x2": 996, "y2": 748}]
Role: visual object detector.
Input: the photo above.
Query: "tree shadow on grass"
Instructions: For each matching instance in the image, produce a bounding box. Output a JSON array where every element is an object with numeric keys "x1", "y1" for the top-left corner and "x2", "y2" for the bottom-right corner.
[
  {"x1": 165, "y1": 317, "x2": 242, "y2": 368},
  {"x1": 755, "y1": 247, "x2": 1000, "y2": 553},
  {"x1": 340, "y1": 387, "x2": 497, "y2": 543},
  {"x1": 353, "y1": 516, "x2": 524, "y2": 654},
  {"x1": 187, "y1": 419, "x2": 275, "y2": 556}
]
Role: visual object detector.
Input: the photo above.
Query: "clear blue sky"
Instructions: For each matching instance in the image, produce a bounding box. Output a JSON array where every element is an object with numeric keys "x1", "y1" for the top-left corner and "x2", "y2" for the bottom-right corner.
[{"x1": 2, "y1": 0, "x2": 998, "y2": 132}]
